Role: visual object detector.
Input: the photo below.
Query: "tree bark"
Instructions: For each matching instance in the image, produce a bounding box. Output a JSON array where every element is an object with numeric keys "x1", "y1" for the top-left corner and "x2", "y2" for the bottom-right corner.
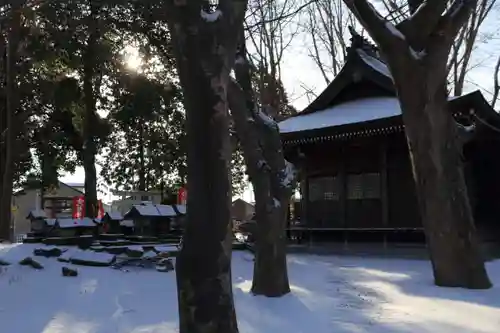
[
  {"x1": 0, "y1": 33, "x2": 8, "y2": 240},
  {"x1": 343, "y1": 0, "x2": 491, "y2": 289},
  {"x1": 138, "y1": 116, "x2": 146, "y2": 192},
  {"x1": 493, "y1": 55, "x2": 499, "y2": 108},
  {"x1": 164, "y1": 1, "x2": 247, "y2": 332},
  {"x1": 397, "y1": 70, "x2": 491, "y2": 288},
  {"x1": 0, "y1": 9, "x2": 21, "y2": 240},
  {"x1": 250, "y1": 177, "x2": 291, "y2": 296},
  {"x1": 82, "y1": 0, "x2": 99, "y2": 218},
  {"x1": 227, "y1": 30, "x2": 294, "y2": 297}
]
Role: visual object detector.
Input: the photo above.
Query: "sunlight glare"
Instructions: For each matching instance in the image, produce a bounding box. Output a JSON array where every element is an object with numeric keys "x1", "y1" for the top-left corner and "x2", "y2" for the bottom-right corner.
[{"x1": 124, "y1": 46, "x2": 142, "y2": 70}]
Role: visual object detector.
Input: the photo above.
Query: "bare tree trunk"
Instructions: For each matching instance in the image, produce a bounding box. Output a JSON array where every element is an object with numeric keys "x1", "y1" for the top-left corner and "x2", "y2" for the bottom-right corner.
[
  {"x1": 344, "y1": 0, "x2": 491, "y2": 289},
  {"x1": 164, "y1": 1, "x2": 247, "y2": 332},
  {"x1": 228, "y1": 29, "x2": 295, "y2": 297},
  {"x1": 82, "y1": 0, "x2": 99, "y2": 218}
]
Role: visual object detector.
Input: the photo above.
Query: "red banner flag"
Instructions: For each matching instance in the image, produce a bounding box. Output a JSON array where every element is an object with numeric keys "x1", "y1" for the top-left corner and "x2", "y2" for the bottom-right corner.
[{"x1": 178, "y1": 187, "x2": 187, "y2": 205}]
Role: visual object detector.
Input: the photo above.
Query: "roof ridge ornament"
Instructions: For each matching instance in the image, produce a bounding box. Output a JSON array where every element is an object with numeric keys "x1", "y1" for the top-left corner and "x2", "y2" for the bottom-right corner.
[{"x1": 347, "y1": 26, "x2": 381, "y2": 60}]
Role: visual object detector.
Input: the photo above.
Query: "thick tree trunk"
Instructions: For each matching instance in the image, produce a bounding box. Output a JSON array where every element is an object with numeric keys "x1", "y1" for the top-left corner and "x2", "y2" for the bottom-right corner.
[
  {"x1": 82, "y1": 1, "x2": 99, "y2": 218},
  {"x1": 82, "y1": 148, "x2": 98, "y2": 218},
  {"x1": 228, "y1": 83, "x2": 291, "y2": 296},
  {"x1": 165, "y1": 2, "x2": 247, "y2": 332},
  {"x1": 227, "y1": 31, "x2": 293, "y2": 297},
  {"x1": 342, "y1": 0, "x2": 490, "y2": 289},
  {"x1": 397, "y1": 73, "x2": 491, "y2": 289},
  {"x1": 0, "y1": 11, "x2": 21, "y2": 241},
  {"x1": 251, "y1": 179, "x2": 290, "y2": 296},
  {"x1": 174, "y1": 60, "x2": 238, "y2": 333}
]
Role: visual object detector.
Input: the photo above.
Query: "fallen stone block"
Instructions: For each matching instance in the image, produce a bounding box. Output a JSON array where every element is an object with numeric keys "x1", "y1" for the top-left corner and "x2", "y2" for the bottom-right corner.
[
  {"x1": 62, "y1": 266, "x2": 78, "y2": 277},
  {"x1": 19, "y1": 257, "x2": 44, "y2": 269},
  {"x1": 34, "y1": 247, "x2": 63, "y2": 257}
]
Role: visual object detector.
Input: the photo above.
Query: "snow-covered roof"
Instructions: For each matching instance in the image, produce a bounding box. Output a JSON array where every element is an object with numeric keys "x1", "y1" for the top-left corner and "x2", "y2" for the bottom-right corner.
[
  {"x1": 278, "y1": 97, "x2": 402, "y2": 134},
  {"x1": 132, "y1": 204, "x2": 161, "y2": 217},
  {"x1": 27, "y1": 209, "x2": 47, "y2": 219},
  {"x1": 57, "y1": 217, "x2": 96, "y2": 228},
  {"x1": 105, "y1": 211, "x2": 123, "y2": 220},
  {"x1": 175, "y1": 204, "x2": 186, "y2": 215},
  {"x1": 156, "y1": 205, "x2": 177, "y2": 217}
]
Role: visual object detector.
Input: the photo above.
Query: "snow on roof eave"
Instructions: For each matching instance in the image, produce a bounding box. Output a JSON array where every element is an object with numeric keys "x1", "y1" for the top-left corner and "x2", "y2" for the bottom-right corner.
[
  {"x1": 126, "y1": 204, "x2": 161, "y2": 217},
  {"x1": 105, "y1": 211, "x2": 124, "y2": 220},
  {"x1": 27, "y1": 209, "x2": 47, "y2": 219},
  {"x1": 156, "y1": 204, "x2": 177, "y2": 217},
  {"x1": 279, "y1": 92, "x2": 491, "y2": 135},
  {"x1": 56, "y1": 217, "x2": 96, "y2": 228},
  {"x1": 279, "y1": 97, "x2": 403, "y2": 134},
  {"x1": 174, "y1": 204, "x2": 187, "y2": 215}
]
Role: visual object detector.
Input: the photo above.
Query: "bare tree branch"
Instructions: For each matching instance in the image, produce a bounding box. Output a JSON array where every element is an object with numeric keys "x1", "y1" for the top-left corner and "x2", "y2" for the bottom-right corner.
[
  {"x1": 245, "y1": 0, "x2": 316, "y2": 30},
  {"x1": 448, "y1": 0, "x2": 497, "y2": 95},
  {"x1": 302, "y1": 0, "x2": 358, "y2": 84}
]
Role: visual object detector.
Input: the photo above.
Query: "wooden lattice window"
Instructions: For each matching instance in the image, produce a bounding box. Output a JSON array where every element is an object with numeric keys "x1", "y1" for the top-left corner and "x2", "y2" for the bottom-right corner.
[
  {"x1": 308, "y1": 176, "x2": 340, "y2": 201},
  {"x1": 347, "y1": 173, "x2": 381, "y2": 200}
]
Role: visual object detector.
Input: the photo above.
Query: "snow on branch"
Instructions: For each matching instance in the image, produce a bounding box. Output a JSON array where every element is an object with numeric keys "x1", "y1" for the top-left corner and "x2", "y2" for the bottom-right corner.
[
  {"x1": 200, "y1": 8, "x2": 222, "y2": 22},
  {"x1": 385, "y1": 22, "x2": 405, "y2": 40},
  {"x1": 273, "y1": 197, "x2": 281, "y2": 208},
  {"x1": 280, "y1": 160, "x2": 296, "y2": 189},
  {"x1": 257, "y1": 110, "x2": 278, "y2": 129}
]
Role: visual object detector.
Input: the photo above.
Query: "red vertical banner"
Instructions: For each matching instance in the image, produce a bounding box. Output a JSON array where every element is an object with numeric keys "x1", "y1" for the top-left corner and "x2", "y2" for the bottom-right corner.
[
  {"x1": 72, "y1": 196, "x2": 85, "y2": 219},
  {"x1": 178, "y1": 187, "x2": 187, "y2": 205},
  {"x1": 72, "y1": 197, "x2": 78, "y2": 218},
  {"x1": 97, "y1": 200, "x2": 104, "y2": 219}
]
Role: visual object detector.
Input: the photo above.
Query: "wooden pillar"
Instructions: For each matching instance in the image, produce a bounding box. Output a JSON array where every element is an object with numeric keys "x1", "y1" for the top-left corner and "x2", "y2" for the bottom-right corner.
[
  {"x1": 339, "y1": 146, "x2": 348, "y2": 248},
  {"x1": 301, "y1": 171, "x2": 309, "y2": 228},
  {"x1": 339, "y1": 146, "x2": 347, "y2": 227},
  {"x1": 380, "y1": 139, "x2": 389, "y2": 249}
]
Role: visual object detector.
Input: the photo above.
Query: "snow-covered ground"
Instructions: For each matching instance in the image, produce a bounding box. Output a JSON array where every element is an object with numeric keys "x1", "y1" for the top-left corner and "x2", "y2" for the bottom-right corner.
[{"x1": 0, "y1": 243, "x2": 499, "y2": 333}]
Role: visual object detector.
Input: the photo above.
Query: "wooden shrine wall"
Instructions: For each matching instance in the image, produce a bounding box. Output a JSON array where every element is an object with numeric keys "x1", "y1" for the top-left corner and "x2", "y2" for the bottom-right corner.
[{"x1": 295, "y1": 132, "x2": 422, "y2": 229}]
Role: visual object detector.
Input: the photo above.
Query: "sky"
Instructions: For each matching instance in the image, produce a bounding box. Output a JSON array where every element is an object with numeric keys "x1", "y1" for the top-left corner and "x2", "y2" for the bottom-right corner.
[{"x1": 61, "y1": 4, "x2": 500, "y2": 204}]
